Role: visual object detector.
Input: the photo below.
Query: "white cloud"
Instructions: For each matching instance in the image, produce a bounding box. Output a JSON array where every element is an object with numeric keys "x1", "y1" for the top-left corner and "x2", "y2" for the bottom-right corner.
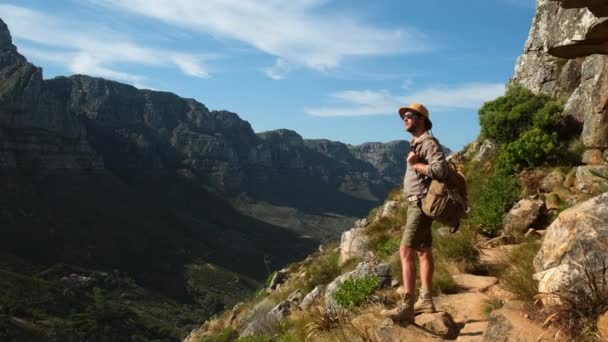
[
  {"x1": 0, "y1": 4, "x2": 211, "y2": 84},
  {"x1": 263, "y1": 58, "x2": 295, "y2": 80},
  {"x1": 305, "y1": 83, "x2": 506, "y2": 117},
  {"x1": 93, "y1": 0, "x2": 428, "y2": 79}
]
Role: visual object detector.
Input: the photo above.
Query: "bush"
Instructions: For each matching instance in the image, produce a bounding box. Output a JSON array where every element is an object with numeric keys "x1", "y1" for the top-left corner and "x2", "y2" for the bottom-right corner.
[
  {"x1": 500, "y1": 240, "x2": 540, "y2": 301},
  {"x1": 375, "y1": 238, "x2": 401, "y2": 258},
  {"x1": 332, "y1": 276, "x2": 380, "y2": 308},
  {"x1": 468, "y1": 171, "x2": 520, "y2": 236},
  {"x1": 497, "y1": 128, "x2": 561, "y2": 173},
  {"x1": 479, "y1": 85, "x2": 554, "y2": 144}
]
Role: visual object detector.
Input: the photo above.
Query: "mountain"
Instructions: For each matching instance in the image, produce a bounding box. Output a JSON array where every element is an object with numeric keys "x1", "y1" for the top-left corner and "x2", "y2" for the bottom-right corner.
[{"x1": 0, "y1": 17, "x2": 417, "y2": 339}]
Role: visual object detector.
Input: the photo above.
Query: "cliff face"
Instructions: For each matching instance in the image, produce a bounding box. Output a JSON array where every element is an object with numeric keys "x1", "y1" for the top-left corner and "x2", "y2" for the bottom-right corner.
[{"x1": 512, "y1": 0, "x2": 608, "y2": 149}]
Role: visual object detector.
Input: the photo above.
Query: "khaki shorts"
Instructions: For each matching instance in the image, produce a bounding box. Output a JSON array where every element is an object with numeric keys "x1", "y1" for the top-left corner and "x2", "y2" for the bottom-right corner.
[{"x1": 401, "y1": 200, "x2": 433, "y2": 248}]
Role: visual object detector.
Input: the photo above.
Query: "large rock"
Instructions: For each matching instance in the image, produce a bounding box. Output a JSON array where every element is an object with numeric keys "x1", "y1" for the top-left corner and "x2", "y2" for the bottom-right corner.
[
  {"x1": 473, "y1": 139, "x2": 497, "y2": 163},
  {"x1": 575, "y1": 165, "x2": 608, "y2": 193},
  {"x1": 503, "y1": 199, "x2": 545, "y2": 235},
  {"x1": 533, "y1": 192, "x2": 608, "y2": 300},
  {"x1": 540, "y1": 169, "x2": 566, "y2": 193},
  {"x1": 325, "y1": 258, "x2": 390, "y2": 311},
  {"x1": 481, "y1": 301, "x2": 553, "y2": 342},
  {"x1": 299, "y1": 285, "x2": 325, "y2": 311},
  {"x1": 338, "y1": 227, "x2": 370, "y2": 265},
  {"x1": 416, "y1": 312, "x2": 460, "y2": 339}
]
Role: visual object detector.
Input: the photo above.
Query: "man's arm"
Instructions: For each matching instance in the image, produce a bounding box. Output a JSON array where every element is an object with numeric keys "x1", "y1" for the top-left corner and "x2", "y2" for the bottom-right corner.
[{"x1": 408, "y1": 140, "x2": 448, "y2": 180}]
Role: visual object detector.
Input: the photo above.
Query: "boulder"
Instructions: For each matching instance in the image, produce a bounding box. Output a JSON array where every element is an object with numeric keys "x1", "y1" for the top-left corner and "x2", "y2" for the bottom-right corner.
[
  {"x1": 338, "y1": 227, "x2": 369, "y2": 266},
  {"x1": 481, "y1": 301, "x2": 552, "y2": 342},
  {"x1": 503, "y1": 199, "x2": 545, "y2": 235},
  {"x1": 473, "y1": 139, "x2": 497, "y2": 163},
  {"x1": 286, "y1": 289, "x2": 304, "y2": 304},
  {"x1": 325, "y1": 258, "x2": 390, "y2": 311},
  {"x1": 416, "y1": 312, "x2": 460, "y2": 339},
  {"x1": 267, "y1": 268, "x2": 288, "y2": 292},
  {"x1": 582, "y1": 149, "x2": 605, "y2": 165},
  {"x1": 575, "y1": 165, "x2": 608, "y2": 194},
  {"x1": 378, "y1": 200, "x2": 404, "y2": 219},
  {"x1": 533, "y1": 192, "x2": 608, "y2": 301},
  {"x1": 540, "y1": 170, "x2": 566, "y2": 193},
  {"x1": 354, "y1": 218, "x2": 368, "y2": 228},
  {"x1": 299, "y1": 285, "x2": 325, "y2": 311}
]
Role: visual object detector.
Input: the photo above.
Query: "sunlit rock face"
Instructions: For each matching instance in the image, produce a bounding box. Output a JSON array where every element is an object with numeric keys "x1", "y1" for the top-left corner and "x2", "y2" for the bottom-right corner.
[{"x1": 513, "y1": 0, "x2": 608, "y2": 148}]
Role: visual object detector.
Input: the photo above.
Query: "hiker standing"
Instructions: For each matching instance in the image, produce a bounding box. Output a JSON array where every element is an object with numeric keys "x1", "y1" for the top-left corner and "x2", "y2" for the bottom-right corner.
[{"x1": 381, "y1": 103, "x2": 448, "y2": 323}]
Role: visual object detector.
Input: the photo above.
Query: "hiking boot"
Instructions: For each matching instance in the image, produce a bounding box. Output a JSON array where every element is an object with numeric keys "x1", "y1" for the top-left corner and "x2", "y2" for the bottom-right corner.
[
  {"x1": 414, "y1": 290, "x2": 436, "y2": 314},
  {"x1": 380, "y1": 293, "x2": 415, "y2": 323}
]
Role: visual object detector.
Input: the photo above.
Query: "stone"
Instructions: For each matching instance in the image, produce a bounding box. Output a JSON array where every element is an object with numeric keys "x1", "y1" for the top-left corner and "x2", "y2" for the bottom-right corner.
[
  {"x1": 452, "y1": 274, "x2": 498, "y2": 292},
  {"x1": 354, "y1": 218, "x2": 368, "y2": 228},
  {"x1": 582, "y1": 149, "x2": 605, "y2": 165},
  {"x1": 378, "y1": 200, "x2": 404, "y2": 219},
  {"x1": 540, "y1": 170, "x2": 566, "y2": 193},
  {"x1": 473, "y1": 139, "x2": 497, "y2": 163},
  {"x1": 267, "y1": 269, "x2": 288, "y2": 292},
  {"x1": 534, "y1": 192, "x2": 608, "y2": 302},
  {"x1": 338, "y1": 227, "x2": 370, "y2": 266},
  {"x1": 286, "y1": 289, "x2": 304, "y2": 303},
  {"x1": 416, "y1": 312, "x2": 460, "y2": 339},
  {"x1": 503, "y1": 199, "x2": 545, "y2": 235},
  {"x1": 543, "y1": 192, "x2": 562, "y2": 210},
  {"x1": 575, "y1": 165, "x2": 608, "y2": 194},
  {"x1": 299, "y1": 285, "x2": 325, "y2": 311},
  {"x1": 481, "y1": 301, "x2": 552, "y2": 342}
]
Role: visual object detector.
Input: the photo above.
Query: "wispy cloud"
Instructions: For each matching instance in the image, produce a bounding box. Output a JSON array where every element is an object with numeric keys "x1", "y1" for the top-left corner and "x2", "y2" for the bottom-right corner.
[
  {"x1": 92, "y1": 0, "x2": 428, "y2": 79},
  {"x1": 305, "y1": 83, "x2": 506, "y2": 117},
  {"x1": 0, "y1": 4, "x2": 212, "y2": 84}
]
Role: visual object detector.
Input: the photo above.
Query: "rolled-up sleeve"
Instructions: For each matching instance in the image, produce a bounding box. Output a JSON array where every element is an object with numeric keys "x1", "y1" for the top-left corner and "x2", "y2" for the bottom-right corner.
[{"x1": 421, "y1": 140, "x2": 448, "y2": 180}]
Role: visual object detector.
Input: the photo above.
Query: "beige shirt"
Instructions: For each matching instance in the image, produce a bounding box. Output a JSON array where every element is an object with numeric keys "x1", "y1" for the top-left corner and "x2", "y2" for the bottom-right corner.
[{"x1": 403, "y1": 131, "x2": 448, "y2": 197}]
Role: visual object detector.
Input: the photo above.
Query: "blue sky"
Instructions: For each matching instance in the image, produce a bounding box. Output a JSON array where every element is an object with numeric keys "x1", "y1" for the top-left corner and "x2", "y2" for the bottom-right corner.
[{"x1": 0, "y1": 0, "x2": 535, "y2": 150}]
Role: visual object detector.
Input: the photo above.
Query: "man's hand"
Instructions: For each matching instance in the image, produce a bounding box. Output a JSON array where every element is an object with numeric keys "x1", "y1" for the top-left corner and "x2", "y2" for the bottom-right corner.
[{"x1": 407, "y1": 151, "x2": 420, "y2": 166}]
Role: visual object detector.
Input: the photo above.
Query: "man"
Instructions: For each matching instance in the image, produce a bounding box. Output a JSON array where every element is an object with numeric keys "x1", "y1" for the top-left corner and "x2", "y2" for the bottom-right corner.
[{"x1": 381, "y1": 102, "x2": 448, "y2": 323}]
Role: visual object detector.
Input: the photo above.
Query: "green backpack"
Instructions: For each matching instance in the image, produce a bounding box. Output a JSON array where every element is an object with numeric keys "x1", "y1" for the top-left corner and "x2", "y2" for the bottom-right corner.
[{"x1": 413, "y1": 136, "x2": 468, "y2": 230}]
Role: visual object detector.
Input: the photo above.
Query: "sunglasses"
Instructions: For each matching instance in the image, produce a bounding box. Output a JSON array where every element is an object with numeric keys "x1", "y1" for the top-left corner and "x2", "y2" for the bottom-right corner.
[{"x1": 402, "y1": 111, "x2": 419, "y2": 120}]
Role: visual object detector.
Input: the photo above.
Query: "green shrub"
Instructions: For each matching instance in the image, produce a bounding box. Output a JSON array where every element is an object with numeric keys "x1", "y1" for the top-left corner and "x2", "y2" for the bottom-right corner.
[
  {"x1": 332, "y1": 276, "x2": 380, "y2": 308},
  {"x1": 479, "y1": 85, "x2": 552, "y2": 144},
  {"x1": 497, "y1": 128, "x2": 561, "y2": 173},
  {"x1": 375, "y1": 238, "x2": 401, "y2": 258},
  {"x1": 500, "y1": 240, "x2": 540, "y2": 301},
  {"x1": 468, "y1": 171, "x2": 520, "y2": 236}
]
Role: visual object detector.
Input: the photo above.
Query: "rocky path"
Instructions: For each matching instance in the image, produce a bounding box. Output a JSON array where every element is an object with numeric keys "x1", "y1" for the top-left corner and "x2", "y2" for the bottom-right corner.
[{"x1": 356, "y1": 245, "x2": 559, "y2": 341}]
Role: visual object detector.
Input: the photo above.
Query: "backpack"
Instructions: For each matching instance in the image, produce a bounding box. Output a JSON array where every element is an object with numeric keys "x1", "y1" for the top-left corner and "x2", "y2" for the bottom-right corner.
[
  {"x1": 413, "y1": 136, "x2": 468, "y2": 229},
  {"x1": 421, "y1": 161, "x2": 468, "y2": 229}
]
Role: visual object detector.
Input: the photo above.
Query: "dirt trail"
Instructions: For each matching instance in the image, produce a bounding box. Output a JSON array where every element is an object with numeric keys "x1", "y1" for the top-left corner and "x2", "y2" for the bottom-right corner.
[{"x1": 357, "y1": 245, "x2": 556, "y2": 341}]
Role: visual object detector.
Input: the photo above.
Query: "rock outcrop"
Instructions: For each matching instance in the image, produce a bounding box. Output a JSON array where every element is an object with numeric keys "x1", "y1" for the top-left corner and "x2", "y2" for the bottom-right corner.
[
  {"x1": 513, "y1": 0, "x2": 608, "y2": 149},
  {"x1": 533, "y1": 192, "x2": 608, "y2": 300}
]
